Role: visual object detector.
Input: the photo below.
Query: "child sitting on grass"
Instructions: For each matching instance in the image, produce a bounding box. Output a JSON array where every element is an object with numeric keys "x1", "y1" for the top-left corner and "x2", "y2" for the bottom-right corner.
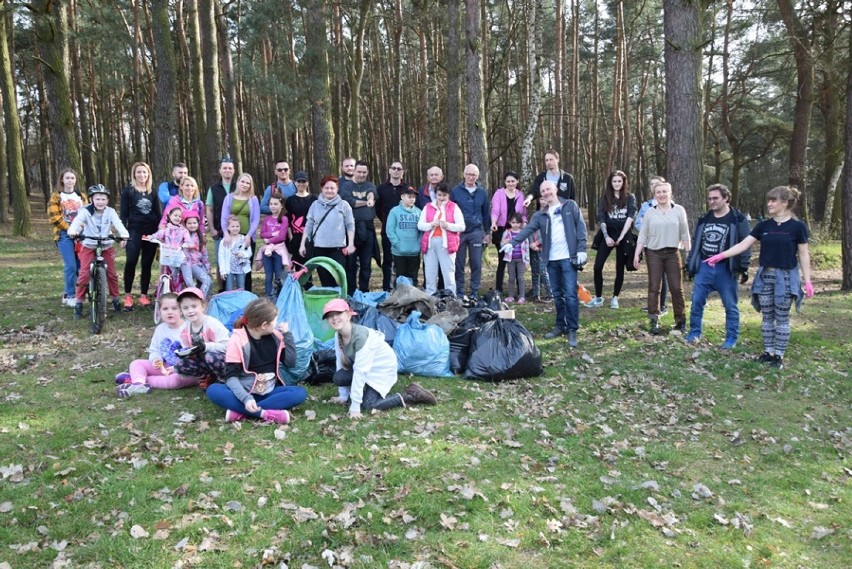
[
  {"x1": 114, "y1": 293, "x2": 199, "y2": 396},
  {"x1": 207, "y1": 298, "x2": 308, "y2": 423},
  {"x1": 323, "y1": 298, "x2": 437, "y2": 419},
  {"x1": 171, "y1": 287, "x2": 230, "y2": 387}
]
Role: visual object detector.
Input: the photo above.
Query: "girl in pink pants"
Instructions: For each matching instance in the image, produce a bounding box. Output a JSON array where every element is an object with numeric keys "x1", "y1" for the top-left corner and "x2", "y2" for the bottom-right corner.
[{"x1": 115, "y1": 293, "x2": 199, "y2": 396}]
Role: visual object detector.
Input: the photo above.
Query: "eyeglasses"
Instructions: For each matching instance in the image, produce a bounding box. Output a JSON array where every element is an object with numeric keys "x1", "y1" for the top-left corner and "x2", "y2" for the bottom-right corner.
[
  {"x1": 296, "y1": 180, "x2": 308, "y2": 183},
  {"x1": 276, "y1": 168, "x2": 289, "y2": 172},
  {"x1": 707, "y1": 196, "x2": 722, "y2": 201},
  {"x1": 390, "y1": 166, "x2": 403, "y2": 171}
]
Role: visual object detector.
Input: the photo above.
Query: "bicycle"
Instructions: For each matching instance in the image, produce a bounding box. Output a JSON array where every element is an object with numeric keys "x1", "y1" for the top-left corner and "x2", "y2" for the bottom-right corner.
[
  {"x1": 149, "y1": 239, "x2": 187, "y2": 324},
  {"x1": 74, "y1": 235, "x2": 124, "y2": 334}
]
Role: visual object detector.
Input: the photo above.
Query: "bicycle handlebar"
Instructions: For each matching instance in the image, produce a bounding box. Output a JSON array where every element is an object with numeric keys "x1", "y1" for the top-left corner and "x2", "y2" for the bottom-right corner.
[{"x1": 72, "y1": 235, "x2": 127, "y2": 243}]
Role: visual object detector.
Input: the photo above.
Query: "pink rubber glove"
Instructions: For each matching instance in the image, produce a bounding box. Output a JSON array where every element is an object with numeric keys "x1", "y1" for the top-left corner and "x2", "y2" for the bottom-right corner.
[
  {"x1": 704, "y1": 252, "x2": 726, "y2": 267},
  {"x1": 804, "y1": 281, "x2": 814, "y2": 298}
]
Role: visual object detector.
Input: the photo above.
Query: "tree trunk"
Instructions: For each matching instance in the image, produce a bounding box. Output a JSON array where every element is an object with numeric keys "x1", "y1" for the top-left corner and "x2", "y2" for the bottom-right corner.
[
  {"x1": 345, "y1": 0, "x2": 371, "y2": 159},
  {"x1": 215, "y1": 0, "x2": 242, "y2": 172},
  {"x1": 568, "y1": 0, "x2": 579, "y2": 173},
  {"x1": 520, "y1": 0, "x2": 543, "y2": 189},
  {"x1": 199, "y1": 0, "x2": 223, "y2": 181},
  {"x1": 0, "y1": 0, "x2": 30, "y2": 234},
  {"x1": 842, "y1": 27, "x2": 852, "y2": 290},
  {"x1": 68, "y1": 0, "x2": 93, "y2": 188},
  {"x1": 663, "y1": 0, "x2": 704, "y2": 227},
  {"x1": 31, "y1": 0, "x2": 82, "y2": 179},
  {"x1": 0, "y1": 85, "x2": 7, "y2": 222},
  {"x1": 150, "y1": 0, "x2": 177, "y2": 183},
  {"x1": 553, "y1": 0, "x2": 564, "y2": 154},
  {"x1": 300, "y1": 0, "x2": 335, "y2": 181},
  {"x1": 446, "y1": 0, "x2": 462, "y2": 181},
  {"x1": 465, "y1": 0, "x2": 489, "y2": 189},
  {"x1": 777, "y1": 0, "x2": 813, "y2": 222},
  {"x1": 187, "y1": 0, "x2": 208, "y2": 187}
]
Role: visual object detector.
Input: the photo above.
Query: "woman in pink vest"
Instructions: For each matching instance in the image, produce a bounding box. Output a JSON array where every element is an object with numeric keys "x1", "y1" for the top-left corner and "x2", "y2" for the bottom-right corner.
[{"x1": 417, "y1": 182, "x2": 466, "y2": 295}]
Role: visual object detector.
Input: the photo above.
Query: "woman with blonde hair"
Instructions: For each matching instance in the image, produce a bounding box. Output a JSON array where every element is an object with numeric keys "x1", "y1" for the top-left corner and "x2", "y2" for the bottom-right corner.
[
  {"x1": 221, "y1": 173, "x2": 260, "y2": 292},
  {"x1": 120, "y1": 161, "x2": 161, "y2": 309}
]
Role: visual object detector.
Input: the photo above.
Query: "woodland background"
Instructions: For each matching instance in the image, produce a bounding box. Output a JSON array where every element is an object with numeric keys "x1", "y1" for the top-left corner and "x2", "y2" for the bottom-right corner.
[{"x1": 0, "y1": 0, "x2": 850, "y2": 287}]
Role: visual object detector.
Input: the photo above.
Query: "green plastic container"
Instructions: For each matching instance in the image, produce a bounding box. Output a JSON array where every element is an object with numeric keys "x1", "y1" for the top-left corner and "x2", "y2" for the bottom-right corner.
[{"x1": 303, "y1": 287, "x2": 340, "y2": 341}]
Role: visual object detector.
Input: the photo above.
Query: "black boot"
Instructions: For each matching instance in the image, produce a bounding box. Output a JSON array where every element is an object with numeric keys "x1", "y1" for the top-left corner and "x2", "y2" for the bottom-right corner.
[
  {"x1": 401, "y1": 383, "x2": 437, "y2": 406},
  {"x1": 649, "y1": 317, "x2": 661, "y2": 335},
  {"x1": 73, "y1": 303, "x2": 83, "y2": 320},
  {"x1": 673, "y1": 320, "x2": 686, "y2": 333}
]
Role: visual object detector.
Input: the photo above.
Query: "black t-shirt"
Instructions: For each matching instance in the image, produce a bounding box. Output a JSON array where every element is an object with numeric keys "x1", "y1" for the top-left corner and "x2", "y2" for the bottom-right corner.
[
  {"x1": 503, "y1": 196, "x2": 517, "y2": 229},
  {"x1": 750, "y1": 218, "x2": 809, "y2": 269},
  {"x1": 699, "y1": 211, "x2": 734, "y2": 259},
  {"x1": 285, "y1": 194, "x2": 318, "y2": 239},
  {"x1": 247, "y1": 333, "x2": 278, "y2": 374}
]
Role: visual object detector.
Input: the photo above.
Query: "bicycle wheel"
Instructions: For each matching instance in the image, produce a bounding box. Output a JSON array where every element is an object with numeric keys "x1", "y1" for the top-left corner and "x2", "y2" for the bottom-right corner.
[{"x1": 91, "y1": 265, "x2": 108, "y2": 334}]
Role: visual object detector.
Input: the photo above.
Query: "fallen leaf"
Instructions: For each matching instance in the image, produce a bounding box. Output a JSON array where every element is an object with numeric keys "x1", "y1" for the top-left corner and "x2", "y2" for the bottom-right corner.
[
  {"x1": 810, "y1": 526, "x2": 834, "y2": 540},
  {"x1": 130, "y1": 525, "x2": 149, "y2": 539}
]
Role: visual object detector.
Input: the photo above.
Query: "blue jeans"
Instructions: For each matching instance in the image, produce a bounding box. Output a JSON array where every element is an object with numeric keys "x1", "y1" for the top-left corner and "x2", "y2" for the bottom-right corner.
[
  {"x1": 455, "y1": 229, "x2": 484, "y2": 296},
  {"x1": 262, "y1": 253, "x2": 284, "y2": 297},
  {"x1": 546, "y1": 258, "x2": 579, "y2": 332},
  {"x1": 226, "y1": 272, "x2": 246, "y2": 291},
  {"x1": 690, "y1": 262, "x2": 739, "y2": 342},
  {"x1": 57, "y1": 230, "x2": 79, "y2": 297},
  {"x1": 207, "y1": 383, "x2": 308, "y2": 418}
]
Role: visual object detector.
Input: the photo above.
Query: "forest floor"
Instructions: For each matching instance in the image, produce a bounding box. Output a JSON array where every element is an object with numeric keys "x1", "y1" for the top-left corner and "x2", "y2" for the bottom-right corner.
[{"x1": 0, "y1": 200, "x2": 849, "y2": 568}]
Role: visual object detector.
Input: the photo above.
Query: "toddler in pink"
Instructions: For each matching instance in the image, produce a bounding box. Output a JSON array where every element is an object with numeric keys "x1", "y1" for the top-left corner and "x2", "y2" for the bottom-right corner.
[{"x1": 115, "y1": 292, "x2": 199, "y2": 396}]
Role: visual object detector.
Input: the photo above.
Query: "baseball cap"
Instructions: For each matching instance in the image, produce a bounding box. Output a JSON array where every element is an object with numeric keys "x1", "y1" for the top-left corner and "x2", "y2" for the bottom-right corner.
[
  {"x1": 294, "y1": 171, "x2": 308, "y2": 182},
  {"x1": 177, "y1": 287, "x2": 205, "y2": 303},
  {"x1": 322, "y1": 298, "x2": 356, "y2": 319}
]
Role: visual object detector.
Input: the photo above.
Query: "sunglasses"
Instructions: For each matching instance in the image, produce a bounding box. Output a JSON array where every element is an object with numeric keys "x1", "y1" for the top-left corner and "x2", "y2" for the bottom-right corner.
[
  {"x1": 390, "y1": 166, "x2": 403, "y2": 171},
  {"x1": 276, "y1": 167, "x2": 289, "y2": 172}
]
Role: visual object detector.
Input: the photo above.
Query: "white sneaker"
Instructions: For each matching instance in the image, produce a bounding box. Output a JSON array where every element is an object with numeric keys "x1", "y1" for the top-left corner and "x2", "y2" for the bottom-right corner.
[
  {"x1": 63, "y1": 296, "x2": 77, "y2": 307},
  {"x1": 588, "y1": 297, "x2": 604, "y2": 308},
  {"x1": 610, "y1": 296, "x2": 619, "y2": 309}
]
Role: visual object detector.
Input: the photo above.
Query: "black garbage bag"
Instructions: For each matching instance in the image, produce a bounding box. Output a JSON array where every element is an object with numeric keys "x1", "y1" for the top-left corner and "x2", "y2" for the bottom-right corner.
[
  {"x1": 304, "y1": 349, "x2": 336, "y2": 385},
  {"x1": 483, "y1": 290, "x2": 506, "y2": 311},
  {"x1": 355, "y1": 304, "x2": 400, "y2": 345},
  {"x1": 464, "y1": 318, "x2": 543, "y2": 381},
  {"x1": 448, "y1": 308, "x2": 497, "y2": 375}
]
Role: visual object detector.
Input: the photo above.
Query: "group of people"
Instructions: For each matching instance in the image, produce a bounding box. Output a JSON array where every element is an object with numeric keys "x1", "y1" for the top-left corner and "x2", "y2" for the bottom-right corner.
[
  {"x1": 49, "y1": 150, "x2": 815, "y2": 376},
  {"x1": 112, "y1": 288, "x2": 436, "y2": 422}
]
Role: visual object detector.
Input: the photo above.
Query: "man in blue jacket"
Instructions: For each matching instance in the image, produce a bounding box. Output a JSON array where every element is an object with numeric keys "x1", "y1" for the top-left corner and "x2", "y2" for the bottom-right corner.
[
  {"x1": 685, "y1": 184, "x2": 751, "y2": 349},
  {"x1": 502, "y1": 181, "x2": 587, "y2": 347},
  {"x1": 157, "y1": 163, "x2": 188, "y2": 208},
  {"x1": 450, "y1": 164, "x2": 490, "y2": 298}
]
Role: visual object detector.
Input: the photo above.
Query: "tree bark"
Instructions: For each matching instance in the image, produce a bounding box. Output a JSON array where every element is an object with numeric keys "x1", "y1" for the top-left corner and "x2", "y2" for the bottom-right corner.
[
  {"x1": 0, "y1": 0, "x2": 30, "y2": 234},
  {"x1": 215, "y1": 0, "x2": 242, "y2": 172},
  {"x1": 31, "y1": 0, "x2": 82, "y2": 180},
  {"x1": 663, "y1": 0, "x2": 704, "y2": 227},
  {"x1": 198, "y1": 0, "x2": 223, "y2": 181},
  {"x1": 300, "y1": 0, "x2": 335, "y2": 180},
  {"x1": 446, "y1": 0, "x2": 462, "y2": 181},
  {"x1": 777, "y1": 0, "x2": 813, "y2": 222},
  {"x1": 841, "y1": 27, "x2": 852, "y2": 290},
  {"x1": 187, "y1": 0, "x2": 208, "y2": 186},
  {"x1": 150, "y1": 0, "x2": 177, "y2": 183},
  {"x1": 465, "y1": 0, "x2": 489, "y2": 189},
  {"x1": 520, "y1": 0, "x2": 543, "y2": 189}
]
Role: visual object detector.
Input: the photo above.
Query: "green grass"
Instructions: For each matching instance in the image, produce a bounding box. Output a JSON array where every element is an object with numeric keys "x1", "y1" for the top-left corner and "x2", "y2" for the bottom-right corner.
[{"x1": 0, "y1": 227, "x2": 850, "y2": 568}]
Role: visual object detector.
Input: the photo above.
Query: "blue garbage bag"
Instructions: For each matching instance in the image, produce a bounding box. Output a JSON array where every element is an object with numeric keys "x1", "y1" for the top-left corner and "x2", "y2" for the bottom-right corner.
[
  {"x1": 393, "y1": 311, "x2": 452, "y2": 377},
  {"x1": 275, "y1": 274, "x2": 315, "y2": 384},
  {"x1": 355, "y1": 304, "x2": 400, "y2": 346},
  {"x1": 206, "y1": 290, "x2": 258, "y2": 331},
  {"x1": 395, "y1": 275, "x2": 414, "y2": 287},
  {"x1": 352, "y1": 290, "x2": 389, "y2": 307}
]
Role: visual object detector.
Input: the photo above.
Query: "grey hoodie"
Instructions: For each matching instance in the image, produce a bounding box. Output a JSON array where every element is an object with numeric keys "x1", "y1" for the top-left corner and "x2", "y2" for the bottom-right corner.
[{"x1": 304, "y1": 194, "x2": 355, "y2": 248}]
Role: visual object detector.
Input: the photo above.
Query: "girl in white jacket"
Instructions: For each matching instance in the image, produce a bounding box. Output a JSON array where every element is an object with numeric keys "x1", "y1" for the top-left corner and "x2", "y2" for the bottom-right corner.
[{"x1": 323, "y1": 299, "x2": 437, "y2": 419}]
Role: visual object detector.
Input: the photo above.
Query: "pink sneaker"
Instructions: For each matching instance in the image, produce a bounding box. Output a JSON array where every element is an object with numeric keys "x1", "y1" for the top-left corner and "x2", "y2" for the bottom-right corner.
[
  {"x1": 517, "y1": 298, "x2": 526, "y2": 305},
  {"x1": 262, "y1": 409, "x2": 290, "y2": 424},
  {"x1": 225, "y1": 410, "x2": 246, "y2": 423},
  {"x1": 505, "y1": 296, "x2": 515, "y2": 303}
]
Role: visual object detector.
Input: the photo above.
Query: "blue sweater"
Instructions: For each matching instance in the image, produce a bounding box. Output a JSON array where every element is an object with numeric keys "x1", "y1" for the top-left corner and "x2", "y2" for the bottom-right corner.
[
  {"x1": 386, "y1": 203, "x2": 422, "y2": 256},
  {"x1": 450, "y1": 183, "x2": 490, "y2": 234}
]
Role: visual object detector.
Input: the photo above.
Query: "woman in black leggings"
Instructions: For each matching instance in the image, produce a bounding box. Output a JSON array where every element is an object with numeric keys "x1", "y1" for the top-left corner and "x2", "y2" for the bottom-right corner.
[
  {"x1": 120, "y1": 161, "x2": 161, "y2": 310},
  {"x1": 589, "y1": 170, "x2": 636, "y2": 309}
]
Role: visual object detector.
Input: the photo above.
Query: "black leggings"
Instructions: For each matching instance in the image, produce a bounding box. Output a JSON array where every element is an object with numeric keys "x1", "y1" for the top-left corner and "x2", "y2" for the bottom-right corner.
[
  {"x1": 124, "y1": 230, "x2": 158, "y2": 295},
  {"x1": 593, "y1": 241, "x2": 627, "y2": 298}
]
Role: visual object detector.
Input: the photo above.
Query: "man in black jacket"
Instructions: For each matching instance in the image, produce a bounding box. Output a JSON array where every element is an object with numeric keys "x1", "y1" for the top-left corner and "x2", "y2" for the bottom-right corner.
[
  {"x1": 685, "y1": 184, "x2": 751, "y2": 349},
  {"x1": 525, "y1": 149, "x2": 576, "y2": 207},
  {"x1": 376, "y1": 161, "x2": 415, "y2": 290}
]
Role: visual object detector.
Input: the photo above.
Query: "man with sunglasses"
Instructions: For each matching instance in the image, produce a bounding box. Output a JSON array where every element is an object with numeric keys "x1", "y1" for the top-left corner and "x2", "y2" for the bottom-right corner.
[
  {"x1": 260, "y1": 159, "x2": 297, "y2": 214},
  {"x1": 377, "y1": 162, "x2": 416, "y2": 290},
  {"x1": 685, "y1": 184, "x2": 751, "y2": 349}
]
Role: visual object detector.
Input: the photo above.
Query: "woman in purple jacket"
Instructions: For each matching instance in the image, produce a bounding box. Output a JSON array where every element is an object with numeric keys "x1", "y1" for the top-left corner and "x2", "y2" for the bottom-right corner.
[{"x1": 489, "y1": 171, "x2": 527, "y2": 294}]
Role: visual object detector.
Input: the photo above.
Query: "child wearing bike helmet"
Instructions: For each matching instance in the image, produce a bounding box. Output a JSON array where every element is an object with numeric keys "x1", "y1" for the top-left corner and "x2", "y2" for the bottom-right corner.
[
  {"x1": 144, "y1": 205, "x2": 194, "y2": 288},
  {"x1": 182, "y1": 210, "x2": 212, "y2": 297},
  {"x1": 207, "y1": 298, "x2": 307, "y2": 424},
  {"x1": 67, "y1": 184, "x2": 129, "y2": 319},
  {"x1": 172, "y1": 287, "x2": 230, "y2": 388},
  {"x1": 114, "y1": 292, "x2": 198, "y2": 397}
]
